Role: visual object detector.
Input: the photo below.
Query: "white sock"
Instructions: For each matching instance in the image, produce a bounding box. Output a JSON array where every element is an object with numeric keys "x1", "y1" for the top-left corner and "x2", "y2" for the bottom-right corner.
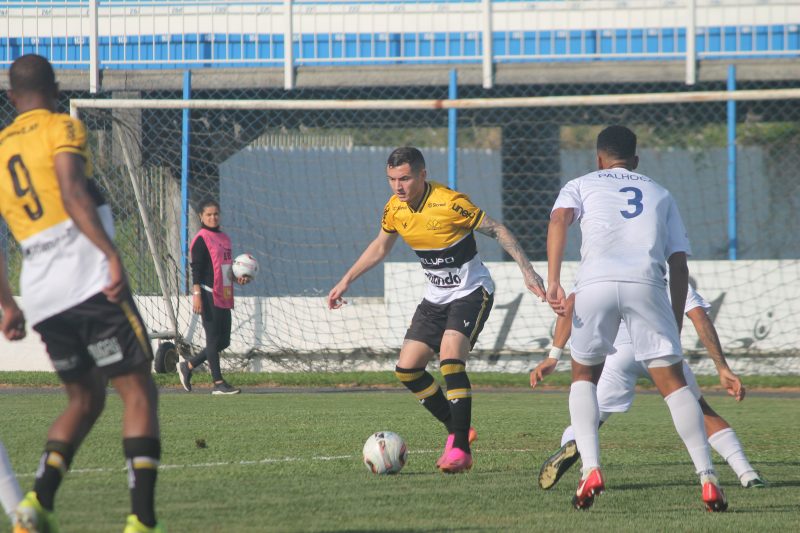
[
  {"x1": 560, "y1": 425, "x2": 575, "y2": 447},
  {"x1": 0, "y1": 441, "x2": 22, "y2": 519},
  {"x1": 708, "y1": 428, "x2": 756, "y2": 484},
  {"x1": 561, "y1": 412, "x2": 612, "y2": 446},
  {"x1": 569, "y1": 381, "x2": 600, "y2": 473},
  {"x1": 664, "y1": 386, "x2": 714, "y2": 475}
]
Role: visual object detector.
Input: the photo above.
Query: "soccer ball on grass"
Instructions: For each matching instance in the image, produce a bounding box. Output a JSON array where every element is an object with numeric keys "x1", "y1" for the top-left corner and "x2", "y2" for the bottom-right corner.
[{"x1": 363, "y1": 431, "x2": 408, "y2": 475}]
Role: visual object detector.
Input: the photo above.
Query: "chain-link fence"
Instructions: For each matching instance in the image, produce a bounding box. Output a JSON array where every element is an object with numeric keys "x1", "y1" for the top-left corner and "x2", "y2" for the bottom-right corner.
[{"x1": 2, "y1": 77, "x2": 799, "y2": 370}]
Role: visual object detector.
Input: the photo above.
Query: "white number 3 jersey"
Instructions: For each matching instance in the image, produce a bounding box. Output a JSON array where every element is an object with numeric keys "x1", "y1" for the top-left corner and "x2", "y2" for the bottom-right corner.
[{"x1": 552, "y1": 168, "x2": 691, "y2": 289}]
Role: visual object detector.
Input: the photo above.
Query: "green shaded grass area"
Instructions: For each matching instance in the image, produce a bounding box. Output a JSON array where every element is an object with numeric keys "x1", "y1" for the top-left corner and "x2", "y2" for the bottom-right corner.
[
  {"x1": 1, "y1": 370, "x2": 799, "y2": 390},
  {"x1": 1, "y1": 390, "x2": 798, "y2": 532}
]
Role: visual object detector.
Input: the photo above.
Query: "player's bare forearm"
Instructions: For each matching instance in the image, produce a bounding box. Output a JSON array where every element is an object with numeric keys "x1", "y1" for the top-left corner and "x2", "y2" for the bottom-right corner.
[
  {"x1": 477, "y1": 216, "x2": 545, "y2": 298},
  {"x1": 0, "y1": 252, "x2": 26, "y2": 340},
  {"x1": 329, "y1": 231, "x2": 397, "y2": 309},
  {"x1": 688, "y1": 307, "x2": 731, "y2": 371},
  {"x1": 546, "y1": 210, "x2": 572, "y2": 285},
  {"x1": 667, "y1": 252, "x2": 689, "y2": 332},
  {"x1": 55, "y1": 153, "x2": 119, "y2": 260},
  {"x1": 477, "y1": 216, "x2": 534, "y2": 276},
  {"x1": 552, "y1": 294, "x2": 575, "y2": 348},
  {"x1": 342, "y1": 233, "x2": 397, "y2": 285}
]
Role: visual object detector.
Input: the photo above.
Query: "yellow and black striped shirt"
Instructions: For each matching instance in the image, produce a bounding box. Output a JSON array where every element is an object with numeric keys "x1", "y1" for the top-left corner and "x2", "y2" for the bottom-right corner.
[{"x1": 381, "y1": 181, "x2": 494, "y2": 304}]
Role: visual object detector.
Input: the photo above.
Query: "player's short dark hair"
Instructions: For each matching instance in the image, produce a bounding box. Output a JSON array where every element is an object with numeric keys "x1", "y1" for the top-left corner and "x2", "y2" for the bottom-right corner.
[
  {"x1": 9, "y1": 54, "x2": 56, "y2": 94},
  {"x1": 596, "y1": 125, "x2": 637, "y2": 159},
  {"x1": 197, "y1": 198, "x2": 220, "y2": 213},
  {"x1": 387, "y1": 147, "x2": 426, "y2": 174}
]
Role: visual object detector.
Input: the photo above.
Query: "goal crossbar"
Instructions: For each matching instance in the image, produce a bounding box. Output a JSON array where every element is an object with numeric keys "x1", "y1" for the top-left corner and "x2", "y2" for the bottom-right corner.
[{"x1": 70, "y1": 88, "x2": 800, "y2": 116}]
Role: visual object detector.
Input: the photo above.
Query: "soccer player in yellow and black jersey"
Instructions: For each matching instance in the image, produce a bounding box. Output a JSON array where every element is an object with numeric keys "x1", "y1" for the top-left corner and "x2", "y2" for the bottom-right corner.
[
  {"x1": 0, "y1": 55, "x2": 164, "y2": 533},
  {"x1": 328, "y1": 147, "x2": 547, "y2": 473}
]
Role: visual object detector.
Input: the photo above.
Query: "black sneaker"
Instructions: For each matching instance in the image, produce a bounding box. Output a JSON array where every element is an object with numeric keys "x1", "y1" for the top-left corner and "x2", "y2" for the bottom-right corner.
[
  {"x1": 538, "y1": 440, "x2": 580, "y2": 490},
  {"x1": 178, "y1": 361, "x2": 192, "y2": 392},
  {"x1": 212, "y1": 381, "x2": 241, "y2": 395}
]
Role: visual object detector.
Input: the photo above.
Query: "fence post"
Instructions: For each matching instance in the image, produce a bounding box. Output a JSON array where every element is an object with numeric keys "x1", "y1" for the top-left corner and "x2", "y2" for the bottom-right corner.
[
  {"x1": 89, "y1": 0, "x2": 99, "y2": 93},
  {"x1": 180, "y1": 71, "x2": 191, "y2": 291},
  {"x1": 448, "y1": 69, "x2": 458, "y2": 190},
  {"x1": 284, "y1": 0, "x2": 295, "y2": 90},
  {"x1": 685, "y1": 0, "x2": 696, "y2": 85},
  {"x1": 727, "y1": 64, "x2": 737, "y2": 260},
  {"x1": 481, "y1": 0, "x2": 493, "y2": 90}
]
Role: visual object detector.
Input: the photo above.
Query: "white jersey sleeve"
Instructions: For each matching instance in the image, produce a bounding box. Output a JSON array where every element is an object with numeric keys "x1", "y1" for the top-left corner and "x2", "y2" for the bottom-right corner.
[
  {"x1": 685, "y1": 284, "x2": 711, "y2": 313},
  {"x1": 551, "y1": 178, "x2": 582, "y2": 221}
]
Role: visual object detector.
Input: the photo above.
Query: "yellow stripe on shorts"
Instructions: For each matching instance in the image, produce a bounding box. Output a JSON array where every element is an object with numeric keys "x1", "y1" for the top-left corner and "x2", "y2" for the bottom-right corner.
[
  {"x1": 414, "y1": 382, "x2": 441, "y2": 400},
  {"x1": 468, "y1": 289, "x2": 490, "y2": 345},
  {"x1": 446, "y1": 388, "x2": 472, "y2": 400},
  {"x1": 119, "y1": 300, "x2": 150, "y2": 357}
]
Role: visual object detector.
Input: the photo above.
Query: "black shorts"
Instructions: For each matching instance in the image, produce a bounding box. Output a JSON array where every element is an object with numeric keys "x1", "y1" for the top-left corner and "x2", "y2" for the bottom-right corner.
[
  {"x1": 405, "y1": 287, "x2": 494, "y2": 352},
  {"x1": 33, "y1": 292, "x2": 154, "y2": 382}
]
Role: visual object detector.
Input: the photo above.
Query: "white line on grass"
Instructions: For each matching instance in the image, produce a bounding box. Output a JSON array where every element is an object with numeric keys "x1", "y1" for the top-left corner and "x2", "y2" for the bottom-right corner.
[{"x1": 17, "y1": 448, "x2": 536, "y2": 478}]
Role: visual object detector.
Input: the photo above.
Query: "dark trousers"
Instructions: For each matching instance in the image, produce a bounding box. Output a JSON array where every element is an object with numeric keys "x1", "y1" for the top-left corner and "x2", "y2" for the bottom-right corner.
[{"x1": 189, "y1": 291, "x2": 231, "y2": 382}]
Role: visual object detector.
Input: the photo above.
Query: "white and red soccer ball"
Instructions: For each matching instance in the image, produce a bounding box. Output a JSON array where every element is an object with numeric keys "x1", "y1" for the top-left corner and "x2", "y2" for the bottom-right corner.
[
  {"x1": 363, "y1": 431, "x2": 408, "y2": 475},
  {"x1": 232, "y1": 253, "x2": 259, "y2": 279}
]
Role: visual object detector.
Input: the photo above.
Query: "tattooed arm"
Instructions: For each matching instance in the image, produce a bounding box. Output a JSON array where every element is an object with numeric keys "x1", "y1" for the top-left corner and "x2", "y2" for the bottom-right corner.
[
  {"x1": 476, "y1": 215, "x2": 545, "y2": 300},
  {"x1": 687, "y1": 306, "x2": 744, "y2": 401}
]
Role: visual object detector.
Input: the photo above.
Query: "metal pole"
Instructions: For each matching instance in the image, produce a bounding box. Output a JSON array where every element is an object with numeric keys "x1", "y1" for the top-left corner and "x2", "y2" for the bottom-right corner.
[
  {"x1": 685, "y1": 0, "x2": 696, "y2": 85},
  {"x1": 181, "y1": 71, "x2": 191, "y2": 290},
  {"x1": 481, "y1": 0, "x2": 493, "y2": 89},
  {"x1": 448, "y1": 69, "x2": 458, "y2": 190},
  {"x1": 284, "y1": 0, "x2": 295, "y2": 90},
  {"x1": 89, "y1": 0, "x2": 99, "y2": 93},
  {"x1": 727, "y1": 65, "x2": 737, "y2": 260}
]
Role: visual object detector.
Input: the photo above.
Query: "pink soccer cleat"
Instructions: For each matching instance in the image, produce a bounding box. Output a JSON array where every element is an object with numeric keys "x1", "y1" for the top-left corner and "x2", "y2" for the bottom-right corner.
[
  {"x1": 437, "y1": 447, "x2": 473, "y2": 473},
  {"x1": 436, "y1": 427, "x2": 478, "y2": 468},
  {"x1": 572, "y1": 468, "x2": 605, "y2": 510}
]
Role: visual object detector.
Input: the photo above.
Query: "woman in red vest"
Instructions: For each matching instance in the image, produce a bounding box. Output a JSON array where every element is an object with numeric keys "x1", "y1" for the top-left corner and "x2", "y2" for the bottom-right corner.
[{"x1": 178, "y1": 199, "x2": 251, "y2": 394}]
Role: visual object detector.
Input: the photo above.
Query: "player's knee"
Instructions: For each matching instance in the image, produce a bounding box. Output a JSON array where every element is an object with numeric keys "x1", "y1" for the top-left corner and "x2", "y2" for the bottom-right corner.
[{"x1": 69, "y1": 385, "x2": 106, "y2": 420}]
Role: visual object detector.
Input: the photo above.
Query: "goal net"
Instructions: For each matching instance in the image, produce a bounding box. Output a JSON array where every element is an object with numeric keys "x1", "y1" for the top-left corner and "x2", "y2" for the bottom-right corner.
[{"x1": 69, "y1": 89, "x2": 800, "y2": 372}]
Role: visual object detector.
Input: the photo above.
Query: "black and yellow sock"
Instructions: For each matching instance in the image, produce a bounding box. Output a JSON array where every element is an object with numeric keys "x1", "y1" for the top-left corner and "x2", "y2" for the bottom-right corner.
[
  {"x1": 441, "y1": 359, "x2": 472, "y2": 452},
  {"x1": 33, "y1": 440, "x2": 74, "y2": 511},
  {"x1": 395, "y1": 366, "x2": 453, "y2": 432},
  {"x1": 123, "y1": 437, "x2": 161, "y2": 528}
]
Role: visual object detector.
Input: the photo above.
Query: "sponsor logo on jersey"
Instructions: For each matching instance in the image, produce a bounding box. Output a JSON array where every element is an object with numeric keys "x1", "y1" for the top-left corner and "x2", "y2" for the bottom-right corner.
[
  {"x1": 425, "y1": 219, "x2": 441, "y2": 231},
  {"x1": 424, "y1": 270, "x2": 462, "y2": 287},
  {"x1": 22, "y1": 225, "x2": 79, "y2": 259},
  {"x1": 427, "y1": 202, "x2": 445, "y2": 208},
  {"x1": 451, "y1": 203, "x2": 474, "y2": 219},
  {"x1": 419, "y1": 256, "x2": 454, "y2": 267}
]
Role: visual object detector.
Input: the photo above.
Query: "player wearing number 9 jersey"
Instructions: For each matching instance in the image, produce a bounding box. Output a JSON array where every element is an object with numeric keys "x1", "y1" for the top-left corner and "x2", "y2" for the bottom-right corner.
[
  {"x1": 0, "y1": 55, "x2": 164, "y2": 532},
  {"x1": 546, "y1": 125, "x2": 727, "y2": 511}
]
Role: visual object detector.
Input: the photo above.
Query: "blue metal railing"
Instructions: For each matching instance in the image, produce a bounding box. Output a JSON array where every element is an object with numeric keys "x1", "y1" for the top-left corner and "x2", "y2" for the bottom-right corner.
[{"x1": 1, "y1": 1, "x2": 798, "y2": 82}]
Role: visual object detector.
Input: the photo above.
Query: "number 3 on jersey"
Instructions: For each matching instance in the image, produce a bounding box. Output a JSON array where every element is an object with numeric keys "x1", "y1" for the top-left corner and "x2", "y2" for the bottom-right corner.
[
  {"x1": 619, "y1": 186, "x2": 643, "y2": 219},
  {"x1": 7, "y1": 154, "x2": 44, "y2": 220}
]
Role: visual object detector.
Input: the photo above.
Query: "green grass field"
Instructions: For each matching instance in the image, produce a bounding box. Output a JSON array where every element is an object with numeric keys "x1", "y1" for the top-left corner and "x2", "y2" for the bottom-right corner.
[{"x1": 1, "y1": 389, "x2": 798, "y2": 532}]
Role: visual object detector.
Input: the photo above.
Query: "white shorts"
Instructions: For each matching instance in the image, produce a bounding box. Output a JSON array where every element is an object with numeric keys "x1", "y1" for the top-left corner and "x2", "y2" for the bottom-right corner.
[
  {"x1": 570, "y1": 281, "x2": 683, "y2": 364},
  {"x1": 597, "y1": 343, "x2": 701, "y2": 413}
]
